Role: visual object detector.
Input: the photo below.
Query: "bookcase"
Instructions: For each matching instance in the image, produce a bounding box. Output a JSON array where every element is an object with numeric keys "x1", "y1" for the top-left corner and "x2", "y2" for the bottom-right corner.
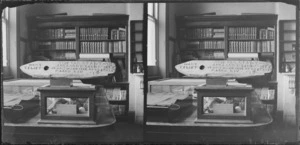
[
  {"x1": 176, "y1": 14, "x2": 278, "y2": 117},
  {"x1": 27, "y1": 14, "x2": 130, "y2": 120},
  {"x1": 279, "y1": 20, "x2": 296, "y2": 73},
  {"x1": 98, "y1": 82, "x2": 129, "y2": 120},
  {"x1": 28, "y1": 14, "x2": 129, "y2": 82},
  {"x1": 130, "y1": 20, "x2": 144, "y2": 73},
  {"x1": 176, "y1": 15, "x2": 277, "y2": 63}
]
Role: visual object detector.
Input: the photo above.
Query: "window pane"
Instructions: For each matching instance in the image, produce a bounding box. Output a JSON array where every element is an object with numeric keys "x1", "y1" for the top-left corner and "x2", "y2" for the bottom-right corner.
[
  {"x1": 2, "y1": 21, "x2": 7, "y2": 67},
  {"x1": 154, "y1": 3, "x2": 158, "y2": 19},
  {"x1": 147, "y1": 19, "x2": 156, "y2": 66},
  {"x1": 148, "y1": 3, "x2": 153, "y2": 16}
]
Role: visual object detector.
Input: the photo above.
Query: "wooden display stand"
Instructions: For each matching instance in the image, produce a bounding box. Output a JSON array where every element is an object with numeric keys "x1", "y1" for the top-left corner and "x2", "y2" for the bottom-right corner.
[
  {"x1": 195, "y1": 79, "x2": 253, "y2": 124},
  {"x1": 20, "y1": 61, "x2": 116, "y2": 125},
  {"x1": 175, "y1": 60, "x2": 272, "y2": 124},
  {"x1": 38, "y1": 79, "x2": 97, "y2": 125}
]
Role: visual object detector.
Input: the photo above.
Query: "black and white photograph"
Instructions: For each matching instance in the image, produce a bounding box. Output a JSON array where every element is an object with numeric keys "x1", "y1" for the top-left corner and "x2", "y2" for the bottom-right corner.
[{"x1": 1, "y1": 0, "x2": 300, "y2": 144}]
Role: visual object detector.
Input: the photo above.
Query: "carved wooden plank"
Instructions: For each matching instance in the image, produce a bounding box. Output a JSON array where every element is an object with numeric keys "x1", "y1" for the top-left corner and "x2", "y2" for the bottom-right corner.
[
  {"x1": 175, "y1": 60, "x2": 272, "y2": 78},
  {"x1": 20, "y1": 61, "x2": 116, "y2": 79}
]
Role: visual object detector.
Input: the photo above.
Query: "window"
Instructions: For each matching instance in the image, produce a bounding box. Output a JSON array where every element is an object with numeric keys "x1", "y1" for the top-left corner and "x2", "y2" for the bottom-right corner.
[
  {"x1": 2, "y1": 8, "x2": 9, "y2": 67},
  {"x1": 147, "y1": 3, "x2": 158, "y2": 66}
]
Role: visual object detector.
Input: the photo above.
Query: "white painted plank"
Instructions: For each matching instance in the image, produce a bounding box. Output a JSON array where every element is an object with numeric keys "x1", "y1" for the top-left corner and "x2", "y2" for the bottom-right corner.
[
  {"x1": 175, "y1": 60, "x2": 272, "y2": 78},
  {"x1": 20, "y1": 61, "x2": 116, "y2": 79}
]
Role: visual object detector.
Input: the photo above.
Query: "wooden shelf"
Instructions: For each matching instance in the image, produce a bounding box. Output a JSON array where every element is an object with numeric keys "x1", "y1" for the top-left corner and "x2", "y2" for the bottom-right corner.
[
  {"x1": 180, "y1": 48, "x2": 225, "y2": 51},
  {"x1": 51, "y1": 59, "x2": 77, "y2": 61},
  {"x1": 182, "y1": 38, "x2": 225, "y2": 41},
  {"x1": 132, "y1": 30, "x2": 143, "y2": 33},
  {"x1": 261, "y1": 100, "x2": 276, "y2": 104},
  {"x1": 283, "y1": 30, "x2": 296, "y2": 32},
  {"x1": 109, "y1": 100, "x2": 127, "y2": 104},
  {"x1": 228, "y1": 39, "x2": 274, "y2": 41},
  {"x1": 280, "y1": 40, "x2": 296, "y2": 43},
  {"x1": 131, "y1": 40, "x2": 143, "y2": 43},
  {"x1": 282, "y1": 61, "x2": 296, "y2": 63},
  {"x1": 80, "y1": 39, "x2": 125, "y2": 42},
  {"x1": 38, "y1": 49, "x2": 76, "y2": 51},
  {"x1": 283, "y1": 50, "x2": 296, "y2": 53},
  {"x1": 38, "y1": 38, "x2": 76, "y2": 41}
]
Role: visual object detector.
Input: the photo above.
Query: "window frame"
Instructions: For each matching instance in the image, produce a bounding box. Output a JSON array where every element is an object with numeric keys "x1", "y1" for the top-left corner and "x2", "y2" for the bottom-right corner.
[
  {"x1": 147, "y1": 3, "x2": 159, "y2": 66},
  {"x1": 2, "y1": 8, "x2": 11, "y2": 79}
]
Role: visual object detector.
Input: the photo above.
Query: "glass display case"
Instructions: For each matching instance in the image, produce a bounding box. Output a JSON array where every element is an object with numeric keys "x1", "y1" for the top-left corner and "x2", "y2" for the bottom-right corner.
[
  {"x1": 195, "y1": 86, "x2": 253, "y2": 124},
  {"x1": 38, "y1": 86, "x2": 96, "y2": 125}
]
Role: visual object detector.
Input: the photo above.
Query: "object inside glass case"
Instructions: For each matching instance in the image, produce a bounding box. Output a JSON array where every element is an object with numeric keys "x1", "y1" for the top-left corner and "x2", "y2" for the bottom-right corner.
[
  {"x1": 203, "y1": 97, "x2": 246, "y2": 116},
  {"x1": 46, "y1": 97, "x2": 89, "y2": 116}
]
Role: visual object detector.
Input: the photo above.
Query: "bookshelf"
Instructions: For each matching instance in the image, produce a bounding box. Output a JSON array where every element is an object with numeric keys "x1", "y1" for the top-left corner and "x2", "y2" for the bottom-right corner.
[
  {"x1": 28, "y1": 15, "x2": 130, "y2": 121},
  {"x1": 130, "y1": 20, "x2": 144, "y2": 73},
  {"x1": 97, "y1": 82, "x2": 129, "y2": 120},
  {"x1": 28, "y1": 14, "x2": 129, "y2": 82},
  {"x1": 176, "y1": 14, "x2": 277, "y2": 78},
  {"x1": 176, "y1": 14, "x2": 278, "y2": 118},
  {"x1": 176, "y1": 15, "x2": 276, "y2": 59},
  {"x1": 279, "y1": 20, "x2": 296, "y2": 73}
]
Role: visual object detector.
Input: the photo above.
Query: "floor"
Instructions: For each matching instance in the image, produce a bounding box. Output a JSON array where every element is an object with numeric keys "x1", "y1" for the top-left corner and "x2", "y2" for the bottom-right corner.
[
  {"x1": 2, "y1": 120, "x2": 298, "y2": 144},
  {"x1": 2, "y1": 121, "x2": 143, "y2": 144}
]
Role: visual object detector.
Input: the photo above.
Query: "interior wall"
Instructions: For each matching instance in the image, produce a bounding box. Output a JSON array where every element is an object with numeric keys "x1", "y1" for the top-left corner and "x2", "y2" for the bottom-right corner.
[{"x1": 174, "y1": 2, "x2": 276, "y2": 15}]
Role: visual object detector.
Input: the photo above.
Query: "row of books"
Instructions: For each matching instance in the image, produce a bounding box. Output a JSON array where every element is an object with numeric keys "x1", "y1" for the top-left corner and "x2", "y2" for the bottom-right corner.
[
  {"x1": 80, "y1": 41, "x2": 126, "y2": 54},
  {"x1": 228, "y1": 27, "x2": 258, "y2": 40},
  {"x1": 283, "y1": 52, "x2": 296, "y2": 62},
  {"x1": 111, "y1": 105, "x2": 126, "y2": 116},
  {"x1": 49, "y1": 52, "x2": 76, "y2": 60},
  {"x1": 180, "y1": 28, "x2": 225, "y2": 39},
  {"x1": 105, "y1": 88, "x2": 127, "y2": 101},
  {"x1": 184, "y1": 40, "x2": 225, "y2": 50},
  {"x1": 111, "y1": 28, "x2": 126, "y2": 40},
  {"x1": 259, "y1": 27, "x2": 275, "y2": 40},
  {"x1": 181, "y1": 51, "x2": 225, "y2": 60},
  {"x1": 228, "y1": 27, "x2": 275, "y2": 40},
  {"x1": 38, "y1": 28, "x2": 76, "y2": 39},
  {"x1": 79, "y1": 27, "x2": 126, "y2": 40},
  {"x1": 228, "y1": 41, "x2": 275, "y2": 53},
  {"x1": 80, "y1": 27, "x2": 108, "y2": 40},
  {"x1": 260, "y1": 88, "x2": 275, "y2": 100},
  {"x1": 39, "y1": 41, "x2": 76, "y2": 50}
]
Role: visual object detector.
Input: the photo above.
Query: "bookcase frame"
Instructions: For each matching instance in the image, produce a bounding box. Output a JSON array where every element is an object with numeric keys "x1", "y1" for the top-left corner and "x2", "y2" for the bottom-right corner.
[
  {"x1": 28, "y1": 15, "x2": 129, "y2": 82},
  {"x1": 176, "y1": 15, "x2": 277, "y2": 62},
  {"x1": 279, "y1": 20, "x2": 297, "y2": 73},
  {"x1": 130, "y1": 20, "x2": 144, "y2": 74}
]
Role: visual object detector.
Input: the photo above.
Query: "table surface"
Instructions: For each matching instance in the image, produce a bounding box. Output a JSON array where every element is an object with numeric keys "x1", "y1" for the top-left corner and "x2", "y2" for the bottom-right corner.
[{"x1": 147, "y1": 99, "x2": 272, "y2": 127}]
